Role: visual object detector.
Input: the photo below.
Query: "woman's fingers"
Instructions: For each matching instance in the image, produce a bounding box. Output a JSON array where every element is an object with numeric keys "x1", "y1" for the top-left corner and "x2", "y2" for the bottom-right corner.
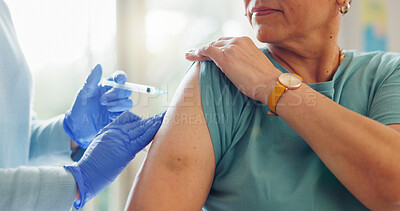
[
  {"x1": 185, "y1": 50, "x2": 211, "y2": 62},
  {"x1": 187, "y1": 36, "x2": 282, "y2": 103},
  {"x1": 217, "y1": 37, "x2": 234, "y2": 41},
  {"x1": 185, "y1": 43, "x2": 226, "y2": 66}
]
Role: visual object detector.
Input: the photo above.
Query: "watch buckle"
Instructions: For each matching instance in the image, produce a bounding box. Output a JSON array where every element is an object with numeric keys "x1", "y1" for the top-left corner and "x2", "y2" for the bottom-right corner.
[{"x1": 267, "y1": 110, "x2": 279, "y2": 116}]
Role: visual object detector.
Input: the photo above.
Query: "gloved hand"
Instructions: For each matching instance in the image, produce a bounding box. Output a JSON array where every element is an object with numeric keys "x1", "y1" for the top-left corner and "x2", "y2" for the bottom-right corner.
[
  {"x1": 63, "y1": 64, "x2": 133, "y2": 148},
  {"x1": 65, "y1": 110, "x2": 166, "y2": 210}
]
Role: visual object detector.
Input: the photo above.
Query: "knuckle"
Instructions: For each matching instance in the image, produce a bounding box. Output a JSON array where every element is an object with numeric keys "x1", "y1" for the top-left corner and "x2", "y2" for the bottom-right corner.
[
  {"x1": 238, "y1": 36, "x2": 251, "y2": 44},
  {"x1": 224, "y1": 45, "x2": 239, "y2": 55},
  {"x1": 204, "y1": 44, "x2": 212, "y2": 51},
  {"x1": 230, "y1": 45, "x2": 240, "y2": 51},
  {"x1": 232, "y1": 37, "x2": 241, "y2": 44},
  {"x1": 198, "y1": 46, "x2": 207, "y2": 54}
]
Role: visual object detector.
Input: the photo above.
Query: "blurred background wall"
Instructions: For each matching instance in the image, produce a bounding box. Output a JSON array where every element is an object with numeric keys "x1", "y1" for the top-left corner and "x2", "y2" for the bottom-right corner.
[{"x1": 4, "y1": 0, "x2": 399, "y2": 210}]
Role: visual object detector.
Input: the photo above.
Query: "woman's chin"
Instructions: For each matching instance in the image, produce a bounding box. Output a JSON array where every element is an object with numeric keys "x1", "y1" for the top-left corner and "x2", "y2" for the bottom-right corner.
[
  {"x1": 256, "y1": 32, "x2": 283, "y2": 44},
  {"x1": 252, "y1": 26, "x2": 285, "y2": 44}
]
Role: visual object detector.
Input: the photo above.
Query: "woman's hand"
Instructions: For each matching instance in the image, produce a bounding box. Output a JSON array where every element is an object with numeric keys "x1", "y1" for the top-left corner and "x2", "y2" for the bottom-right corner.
[{"x1": 185, "y1": 36, "x2": 281, "y2": 104}]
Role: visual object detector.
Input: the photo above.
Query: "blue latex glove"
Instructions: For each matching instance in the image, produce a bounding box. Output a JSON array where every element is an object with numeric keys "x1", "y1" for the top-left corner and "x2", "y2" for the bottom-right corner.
[
  {"x1": 65, "y1": 111, "x2": 166, "y2": 209},
  {"x1": 64, "y1": 64, "x2": 133, "y2": 148}
]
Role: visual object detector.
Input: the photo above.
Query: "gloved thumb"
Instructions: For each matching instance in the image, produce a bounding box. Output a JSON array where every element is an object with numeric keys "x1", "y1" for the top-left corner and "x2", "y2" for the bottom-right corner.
[
  {"x1": 86, "y1": 64, "x2": 103, "y2": 87},
  {"x1": 81, "y1": 64, "x2": 102, "y2": 98}
]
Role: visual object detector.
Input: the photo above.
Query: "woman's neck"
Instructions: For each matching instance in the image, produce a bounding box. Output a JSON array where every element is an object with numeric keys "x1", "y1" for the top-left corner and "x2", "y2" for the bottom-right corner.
[{"x1": 268, "y1": 40, "x2": 342, "y2": 84}]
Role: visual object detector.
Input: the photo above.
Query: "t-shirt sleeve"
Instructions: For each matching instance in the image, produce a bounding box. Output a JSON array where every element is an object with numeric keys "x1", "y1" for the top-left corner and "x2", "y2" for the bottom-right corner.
[
  {"x1": 199, "y1": 61, "x2": 254, "y2": 166},
  {"x1": 369, "y1": 68, "x2": 400, "y2": 125}
]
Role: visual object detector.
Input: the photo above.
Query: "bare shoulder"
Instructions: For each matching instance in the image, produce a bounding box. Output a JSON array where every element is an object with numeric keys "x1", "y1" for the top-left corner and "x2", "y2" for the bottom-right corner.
[{"x1": 126, "y1": 62, "x2": 215, "y2": 211}]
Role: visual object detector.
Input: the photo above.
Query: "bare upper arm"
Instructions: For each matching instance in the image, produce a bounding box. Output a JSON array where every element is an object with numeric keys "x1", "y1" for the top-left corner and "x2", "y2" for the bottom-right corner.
[{"x1": 125, "y1": 62, "x2": 215, "y2": 211}]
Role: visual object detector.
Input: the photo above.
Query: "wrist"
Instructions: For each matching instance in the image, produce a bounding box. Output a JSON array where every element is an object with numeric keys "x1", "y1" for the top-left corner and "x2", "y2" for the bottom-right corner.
[
  {"x1": 266, "y1": 72, "x2": 304, "y2": 115},
  {"x1": 260, "y1": 71, "x2": 281, "y2": 105},
  {"x1": 275, "y1": 84, "x2": 308, "y2": 116},
  {"x1": 70, "y1": 139, "x2": 79, "y2": 150},
  {"x1": 64, "y1": 164, "x2": 87, "y2": 209},
  {"x1": 75, "y1": 184, "x2": 81, "y2": 201}
]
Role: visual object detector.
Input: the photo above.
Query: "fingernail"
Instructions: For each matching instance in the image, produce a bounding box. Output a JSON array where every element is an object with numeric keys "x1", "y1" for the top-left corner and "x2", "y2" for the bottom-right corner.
[{"x1": 185, "y1": 50, "x2": 195, "y2": 56}]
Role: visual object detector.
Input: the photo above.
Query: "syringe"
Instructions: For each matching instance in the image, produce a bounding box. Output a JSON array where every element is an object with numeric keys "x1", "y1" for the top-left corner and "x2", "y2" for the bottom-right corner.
[{"x1": 101, "y1": 79, "x2": 167, "y2": 95}]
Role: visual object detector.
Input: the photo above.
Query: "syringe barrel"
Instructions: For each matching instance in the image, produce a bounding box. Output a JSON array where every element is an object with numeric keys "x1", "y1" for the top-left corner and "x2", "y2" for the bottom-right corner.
[
  {"x1": 101, "y1": 80, "x2": 157, "y2": 95},
  {"x1": 124, "y1": 82, "x2": 156, "y2": 95}
]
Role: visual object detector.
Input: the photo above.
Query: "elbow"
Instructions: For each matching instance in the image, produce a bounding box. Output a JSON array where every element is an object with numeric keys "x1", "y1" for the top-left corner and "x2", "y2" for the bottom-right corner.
[
  {"x1": 385, "y1": 197, "x2": 400, "y2": 211},
  {"x1": 374, "y1": 202, "x2": 400, "y2": 211},
  {"x1": 374, "y1": 171, "x2": 400, "y2": 210},
  {"x1": 390, "y1": 202, "x2": 400, "y2": 211},
  {"x1": 385, "y1": 183, "x2": 400, "y2": 210},
  {"x1": 362, "y1": 178, "x2": 400, "y2": 210},
  {"x1": 372, "y1": 190, "x2": 400, "y2": 211}
]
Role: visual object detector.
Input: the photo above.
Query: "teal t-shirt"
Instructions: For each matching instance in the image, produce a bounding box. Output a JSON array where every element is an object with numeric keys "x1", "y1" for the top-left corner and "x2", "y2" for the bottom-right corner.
[{"x1": 200, "y1": 49, "x2": 400, "y2": 210}]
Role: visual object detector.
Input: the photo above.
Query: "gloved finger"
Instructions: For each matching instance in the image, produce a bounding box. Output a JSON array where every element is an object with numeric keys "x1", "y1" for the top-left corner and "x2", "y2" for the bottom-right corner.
[
  {"x1": 105, "y1": 98, "x2": 133, "y2": 113},
  {"x1": 109, "y1": 111, "x2": 142, "y2": 125},
  {"x1": 119, "y1": 110, "x2": 165, "y2": 132},
  {"x1": 148, "y1": 111, "x2": 167, "y2": 124},
  {"x1": 114, "y1": 71, "x2": 127, "y2": 84},
  {"x1": 107, "y1": 70, "x2": 127, "y2": 84},
  {"x1": 127, "y1": 117, "x2": 155, "y2": 139},
  {"x1": 108, "y1": 111, "x2": 141, "y2": 123},
  {"x1": 131, "y1": 111, "x2": 165, "y2": 131},
  {"x1": 100, "y1": 88, "x2": 132, "y2": 105},
  {"x1": 158, "y1": 110, "x2": 167, "y2": 122},
  {"x1": 143, "y1": 111, "x2": 166, "y2": 126},
  {"x1": 86, "y1": 64, "x2": 103, "y2": 87},
  {"x1": 132, "y1": 121, "x2": 162, "y2": 148},
  {"x1": 127, "y1": 112, "x2": 165, "y2": 139},
  {"x1": 108, "y1": 112, "x2": 123, "y2": 121}
]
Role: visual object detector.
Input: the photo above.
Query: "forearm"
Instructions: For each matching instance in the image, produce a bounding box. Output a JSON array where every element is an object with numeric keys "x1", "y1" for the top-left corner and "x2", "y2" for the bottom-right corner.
[
  {"x1": 0, "y1": 166, "x2": 76, "y2": 210},
  {"x1": 30, "y1": 114, "x2": 72, "y2": 163},
  {"x1": 274, "y1": 84, "x2": 400, "y2": 210}
]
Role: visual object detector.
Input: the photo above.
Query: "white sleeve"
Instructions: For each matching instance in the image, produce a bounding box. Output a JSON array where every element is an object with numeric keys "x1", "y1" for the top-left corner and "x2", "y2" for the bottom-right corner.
[{"x1": 0, "y1": 166, "x2": 76, "y2": 210}]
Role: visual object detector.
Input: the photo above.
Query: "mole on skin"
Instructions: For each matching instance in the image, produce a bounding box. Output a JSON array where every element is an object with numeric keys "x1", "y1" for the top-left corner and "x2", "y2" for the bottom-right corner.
[{"x1": 165, "y1": 155, "x2": 189, "y2": 172}]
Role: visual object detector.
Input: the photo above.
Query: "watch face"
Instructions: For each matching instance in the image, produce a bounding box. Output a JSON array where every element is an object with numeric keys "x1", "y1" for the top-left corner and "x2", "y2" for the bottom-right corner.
[{"x1": 278, "y1": 73, "x2": 303, "y2": 88}]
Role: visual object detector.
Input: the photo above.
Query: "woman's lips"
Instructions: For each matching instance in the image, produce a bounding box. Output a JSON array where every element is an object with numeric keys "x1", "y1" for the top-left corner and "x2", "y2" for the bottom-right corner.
[
  {"x1": 253, "y1": 9, "x2": 279, "y2": 17},
  {"x1": 251, "y1": 6, "x2": 281, "y2": 18}
]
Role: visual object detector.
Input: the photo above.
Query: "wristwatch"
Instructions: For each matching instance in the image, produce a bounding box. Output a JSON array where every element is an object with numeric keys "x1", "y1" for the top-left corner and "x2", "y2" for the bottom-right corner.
[{"x1": 268, "y1": 73, "x2": 303, "y2": 116}]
